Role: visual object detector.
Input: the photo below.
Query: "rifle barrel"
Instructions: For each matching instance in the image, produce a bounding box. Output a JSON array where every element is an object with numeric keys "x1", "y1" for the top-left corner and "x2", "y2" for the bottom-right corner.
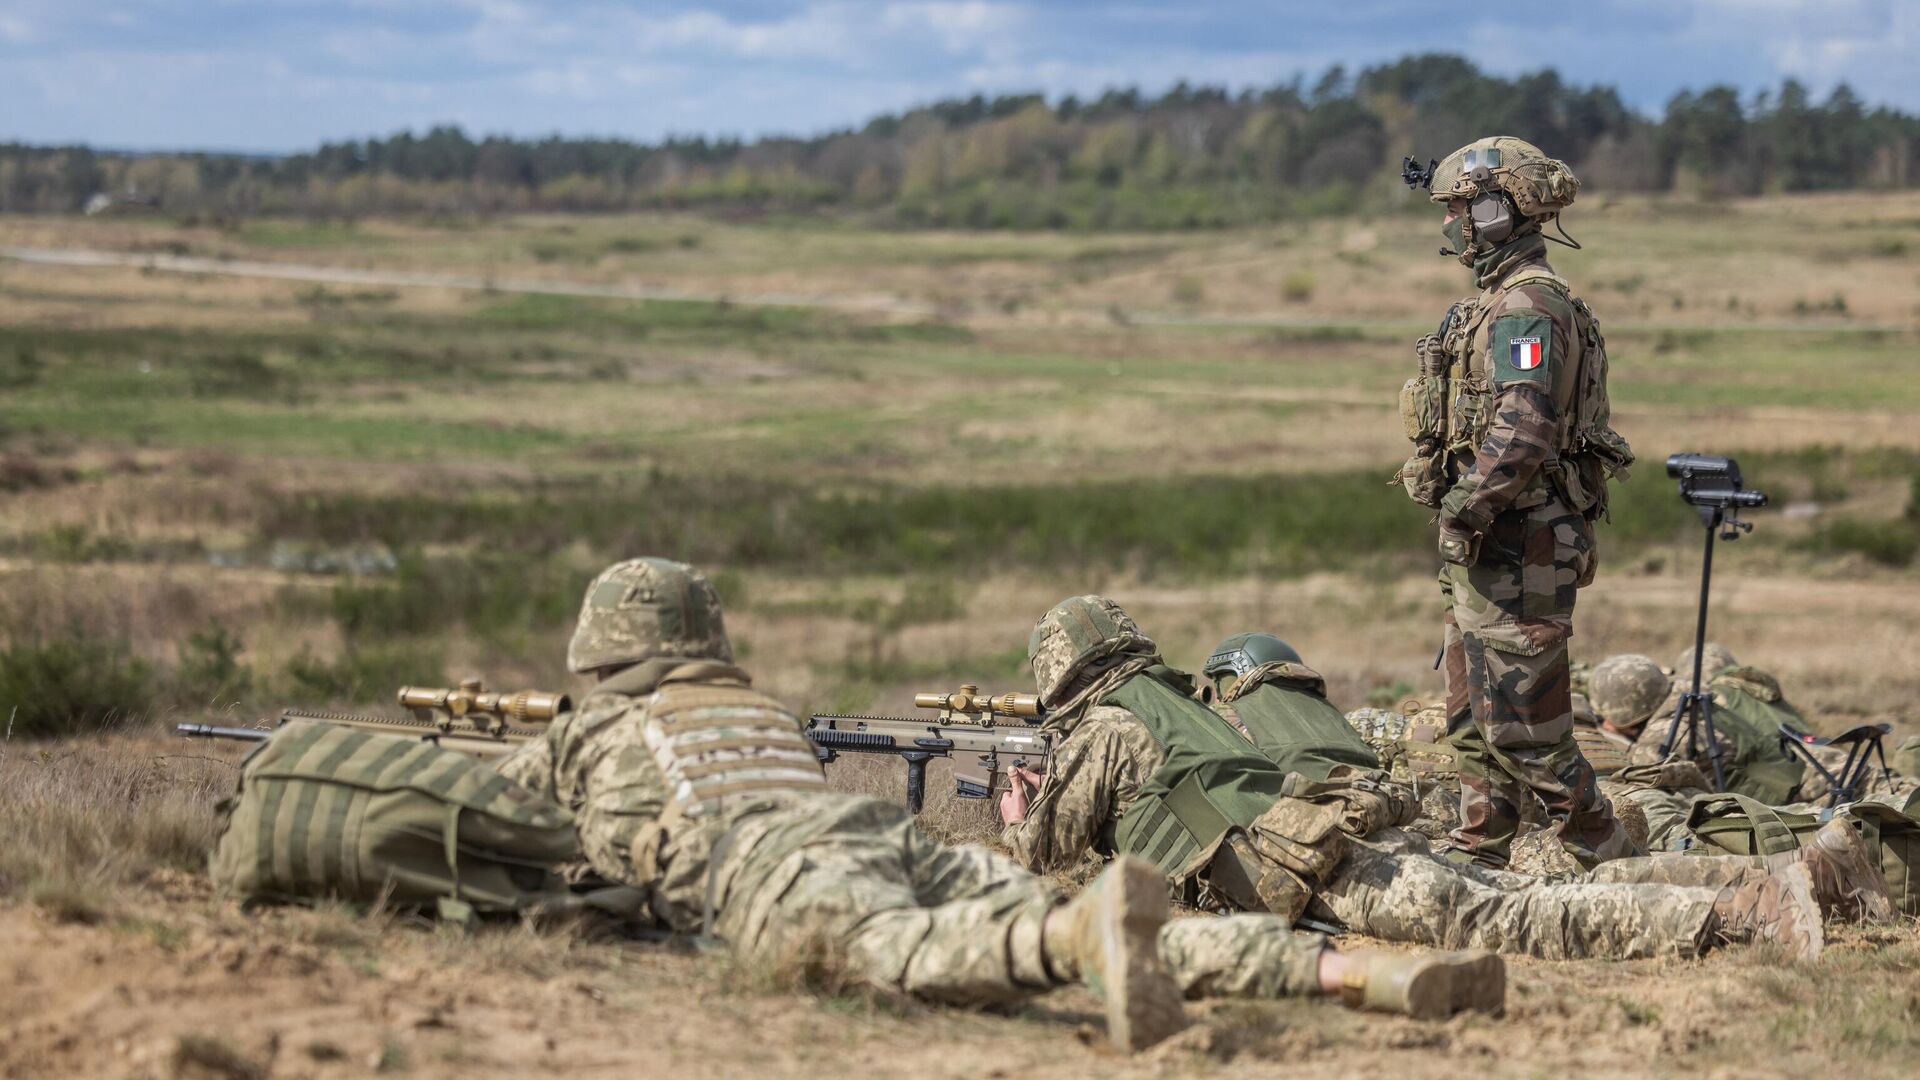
[{"x1": 176, "y1": 722, "x2": 272, "y2": 742}]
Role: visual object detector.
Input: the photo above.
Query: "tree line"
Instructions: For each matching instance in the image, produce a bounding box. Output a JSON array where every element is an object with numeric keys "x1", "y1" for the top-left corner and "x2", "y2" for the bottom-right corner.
[{"x1": 3, "y1": 54, "x2": 1915, "y2": 229}]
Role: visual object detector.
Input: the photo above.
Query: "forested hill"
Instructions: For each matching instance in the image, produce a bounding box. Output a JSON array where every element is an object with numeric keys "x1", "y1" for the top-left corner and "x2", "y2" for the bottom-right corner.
[{"x1": 4, "y1": 54, "x2": 1916, "y2": 228}]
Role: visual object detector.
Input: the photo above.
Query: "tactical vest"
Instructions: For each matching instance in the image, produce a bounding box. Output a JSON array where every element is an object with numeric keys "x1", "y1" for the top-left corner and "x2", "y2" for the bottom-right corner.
[
  {"x1": 1703, "y1": 668, "x2": 1807, "y2": 806},
  {"x1": 1214, "y1": 666, "x2": 1380, "y2": 780},
  {"x1": 1106, "y1": 668, "x2": 1293, "y2": 879},
  {"x1": 1396, "y1": 263, "x2": 1632, "y2": 516},
  {"x1": 641, "y1": 664, "x2": 829, "y2": 821}
]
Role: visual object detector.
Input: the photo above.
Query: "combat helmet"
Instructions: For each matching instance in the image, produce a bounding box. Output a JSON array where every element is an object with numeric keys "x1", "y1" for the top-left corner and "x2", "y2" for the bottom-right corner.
[
  {"x1": 1202, "y1": 632, "x2": 1303, "y2": 693},
  {"x1": 1027, "y1": 596, "x2": 1156, "y2": 708},
  {"x1": 1424, "y1": 136, "x2": 1578, "y2": 265},
  {"x1": 1676, "y1": 642, "x2": 1739, "y2": 680},
  {"x1": 1588, "y1": 654, "x2": 1672, "y2": 732},
  {"x1": 567, "y1": 557, "x2": 732, "y2": 674}
]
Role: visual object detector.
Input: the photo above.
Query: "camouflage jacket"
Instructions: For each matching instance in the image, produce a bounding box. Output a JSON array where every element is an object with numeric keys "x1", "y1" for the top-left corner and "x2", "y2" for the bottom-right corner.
[
  {"x1": 496, "y1": 657, "x2": 823, "y2": 898},
  {"x1": 1001, "y1": 704, "x2": 1166, "y2": 875},
  {"x1": 1439, "y1": 233, "x2": 1586, "y2": 534}
]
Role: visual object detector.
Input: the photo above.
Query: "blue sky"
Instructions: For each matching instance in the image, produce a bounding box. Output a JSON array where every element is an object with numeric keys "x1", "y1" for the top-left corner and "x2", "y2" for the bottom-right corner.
[{"x1": 1, "y1": 1, "x2": 1914, "y2": 152}]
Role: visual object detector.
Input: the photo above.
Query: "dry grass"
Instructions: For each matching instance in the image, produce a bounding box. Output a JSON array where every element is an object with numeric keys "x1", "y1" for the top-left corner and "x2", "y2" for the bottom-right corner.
[{"x1": 0, "y1": 733, "x2": 230, "y2": 922}]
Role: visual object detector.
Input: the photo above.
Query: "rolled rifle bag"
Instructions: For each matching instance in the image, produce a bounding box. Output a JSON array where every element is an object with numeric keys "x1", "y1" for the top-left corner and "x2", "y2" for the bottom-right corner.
[{"x1": 210, "y1": 720, "x2": 580, "y2": 918}]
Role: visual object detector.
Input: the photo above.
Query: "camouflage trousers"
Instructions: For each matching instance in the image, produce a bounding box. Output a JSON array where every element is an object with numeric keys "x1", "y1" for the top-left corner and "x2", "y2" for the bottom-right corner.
[
  {"x1": 1308, "y1": 828, "x2": 1720, "y2": 960},
  {"x1": 1440, "y1": 498, "x2": 1630, "y2": 869},
  {"x1": 653, "y1": 793, "x2": 1331, "y2": 1006},
  {"x1": 1160, "y1": 915, "x2": 1329, "y2": 1000}
]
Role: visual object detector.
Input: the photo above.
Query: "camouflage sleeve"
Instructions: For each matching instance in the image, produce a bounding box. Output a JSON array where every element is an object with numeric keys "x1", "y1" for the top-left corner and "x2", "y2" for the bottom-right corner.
[
  {"x1": 494, "y1": 722, "x2": 563, "y2": 800},
  {"x1": 1442, "y1": 286, "x2": 1574, "y2": 533},
  {"x1": 1445, "y1": 386, "x2": 1556, "y2": 533},
  {"x1": 1001, "y1": 707, "x2": 1165, "y2": 874},
  {"x1": 573, "y1": 741, "x2": 669, "y2": 886}
]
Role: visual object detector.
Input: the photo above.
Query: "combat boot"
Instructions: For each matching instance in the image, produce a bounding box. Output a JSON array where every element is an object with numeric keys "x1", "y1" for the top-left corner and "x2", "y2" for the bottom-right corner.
[
  {"x1": 1341, "y1": 950, "x2": 1505, "y2": 1020},
  {"x1": 1766, "y1": 819, "x2": 1893, "y2": 923},
  {"x1": 1043, "y1": 856, "x2": 1186, "y2": 1052},
  {"x1": 1711, "y1": 863, "x2": 1823, "y2": 962}
]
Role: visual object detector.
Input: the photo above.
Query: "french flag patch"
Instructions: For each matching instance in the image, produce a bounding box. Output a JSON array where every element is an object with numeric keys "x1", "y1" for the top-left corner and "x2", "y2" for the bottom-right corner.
[{"x1": 1509, "y1": 337, "x2": 1543, "y2": 370}]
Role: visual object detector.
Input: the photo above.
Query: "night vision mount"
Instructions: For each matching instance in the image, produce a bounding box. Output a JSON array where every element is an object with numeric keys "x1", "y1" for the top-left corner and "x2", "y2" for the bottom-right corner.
[
  {"x1": 1657, "y1": 453, "x2": 1769, "y2": 790},
  {"x1": 1401, "y1": 155, "x2": 1437, "y2": 191}
]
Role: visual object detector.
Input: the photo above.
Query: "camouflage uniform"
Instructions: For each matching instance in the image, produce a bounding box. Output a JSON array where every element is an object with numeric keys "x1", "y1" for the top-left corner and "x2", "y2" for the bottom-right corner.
[
  {"x1": 1010, "y1": 597, "x2": 1737, "y2": 962},
  {"x1": 499, "y1": 559, "x2": 1058, "y2": 1006},
  {"x1": 499, "y1": 560, "x2": 1308, "y2": 1012},
  {"x1": 1399, "y1": 137, "x2": 1632, "y2": 870}
]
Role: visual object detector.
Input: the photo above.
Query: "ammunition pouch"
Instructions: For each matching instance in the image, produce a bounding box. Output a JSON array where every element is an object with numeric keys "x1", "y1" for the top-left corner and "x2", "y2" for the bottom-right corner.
[
  {"x1": 1285, "y1": 768, "x2": 1420, "y2": 837},
  {"x1": 1240, "y1": 793, "x2": 1348, "y2": 884},
  {"x1": 1205, "y1": 832, "x2": 1315, "y2": 924},
  {"x1": 1446, "y1": 379, "x2": 1494, "y2": 453},
  {"x1": 1394, "y1": 446, "x2": 1449, "y2": 508}
]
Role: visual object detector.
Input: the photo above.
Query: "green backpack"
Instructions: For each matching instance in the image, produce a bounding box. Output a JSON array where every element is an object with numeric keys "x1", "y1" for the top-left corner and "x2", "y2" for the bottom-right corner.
[
  {"x1": 1685, "y1": 790, "x2": 1920, "y2": 917},
  {"x1": 210, "y1": 721, "x2": 583, "y2": 920}
]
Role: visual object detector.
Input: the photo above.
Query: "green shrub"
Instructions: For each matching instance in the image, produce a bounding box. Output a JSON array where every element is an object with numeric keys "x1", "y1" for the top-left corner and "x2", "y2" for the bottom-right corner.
[
  {"x1": 1795, "y1": 517, "x2": 1918, "y2": 567},
  {"x1": 282, "y1": 641, "x2": 447, "y2": 704},
  {"x1": 171, "y1": 625, "x2": 254, "y2": 708},
  {"x1": 0, "y1": 636, "x2": 155, "y2": 737},
  {"x1": 328, "y1": 554, "x2": 588, "y2": 642},
  {"x1": 1281, "y1": 271, "x2": 1316, "y2": 303}
]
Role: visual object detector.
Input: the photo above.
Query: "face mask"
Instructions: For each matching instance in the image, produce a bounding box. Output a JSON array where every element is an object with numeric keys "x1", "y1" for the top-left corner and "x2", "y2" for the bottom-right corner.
[{"x1": 1441, "y1": 215, "x2": 1466, "y2": 257}]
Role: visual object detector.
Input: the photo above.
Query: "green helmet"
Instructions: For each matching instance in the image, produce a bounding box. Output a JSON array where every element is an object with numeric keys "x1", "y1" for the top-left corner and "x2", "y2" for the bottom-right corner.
[
  {"x1": 567, "y1": 557, "x2": 732, "y2": 674},
  {"x1": 1202, "y1": 632, "x2": 1303, "y2": 690},
  {"x1": 1588, "y1": 654, "x2": 1671, "y2": 732},
  {"x1": 1675, "y1": 642, "x2": 1739, "y2": 680},
  {"x1": 1027, "y1": 595, "x2": 1156, "y2": 707},
  {"x1": 1428, "y1": 135, "x2": 1579, "y2": 265}
]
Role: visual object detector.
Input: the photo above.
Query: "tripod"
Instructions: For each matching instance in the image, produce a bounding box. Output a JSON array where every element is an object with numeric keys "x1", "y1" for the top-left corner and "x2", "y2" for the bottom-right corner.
[{"x1": 1656, "y1": 502, "x2": 1754, "y2": 792}]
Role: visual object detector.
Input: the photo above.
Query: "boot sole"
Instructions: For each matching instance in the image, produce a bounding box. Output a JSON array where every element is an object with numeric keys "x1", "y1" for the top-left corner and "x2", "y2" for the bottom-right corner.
[
  {"x1": 1097, "y1": 856, "x2": 1187, "y2": 1052},
  {"x1": 1774, "y1": 863, "x2": 1826, "y2": 963},
  {"x1": 1808, "y1": 821, "x2": 1895, "y2": 924},
  {"x1": 1402, "y1": 950, "x2": 1506, "y2": 1020}
]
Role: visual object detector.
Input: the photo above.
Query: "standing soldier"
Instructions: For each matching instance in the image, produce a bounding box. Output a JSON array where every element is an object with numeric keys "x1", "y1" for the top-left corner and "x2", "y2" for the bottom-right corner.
[{"x1": 1396, "y1": 137, "x2": 1637, "y2": 870}]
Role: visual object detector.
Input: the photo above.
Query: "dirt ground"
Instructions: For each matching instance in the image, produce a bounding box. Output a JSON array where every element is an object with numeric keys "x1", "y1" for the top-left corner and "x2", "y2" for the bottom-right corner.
[{"x1": 2, "y1": 736, "x2": 1917, "y2": 1080}]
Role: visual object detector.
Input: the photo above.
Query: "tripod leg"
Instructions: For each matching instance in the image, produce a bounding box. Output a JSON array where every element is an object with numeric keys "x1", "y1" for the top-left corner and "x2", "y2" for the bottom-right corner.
[{"x1": 1699, "y1": 696, "x2": 1727, "y2": 793}]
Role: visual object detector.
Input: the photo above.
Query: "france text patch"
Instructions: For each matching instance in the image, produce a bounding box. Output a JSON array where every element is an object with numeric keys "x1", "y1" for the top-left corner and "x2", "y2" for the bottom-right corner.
[{"x1": 1490, "y1": 312, "x2": 1551, "y2": 385}]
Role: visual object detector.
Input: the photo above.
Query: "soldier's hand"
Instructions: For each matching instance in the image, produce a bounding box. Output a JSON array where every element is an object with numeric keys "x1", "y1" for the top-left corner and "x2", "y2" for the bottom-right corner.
[
  {"x1": 1438, "y1": 518, "x2": 1480, "y2": 566},
  {"x1": 999, "y1": 766, "x2": 1040, "y2": 825}
]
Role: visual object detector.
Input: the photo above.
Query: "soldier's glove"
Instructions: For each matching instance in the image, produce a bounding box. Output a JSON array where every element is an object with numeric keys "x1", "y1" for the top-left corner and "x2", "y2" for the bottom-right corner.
[{"x1": 1437, "y1": 518, "x2": 1480, "y2": 566}]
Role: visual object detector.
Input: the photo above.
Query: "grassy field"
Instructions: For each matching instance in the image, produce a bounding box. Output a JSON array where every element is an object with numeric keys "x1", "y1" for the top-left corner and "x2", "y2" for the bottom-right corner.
[{"x1": 3, "y1": 194, "x2": 1919, "y2": 1075}]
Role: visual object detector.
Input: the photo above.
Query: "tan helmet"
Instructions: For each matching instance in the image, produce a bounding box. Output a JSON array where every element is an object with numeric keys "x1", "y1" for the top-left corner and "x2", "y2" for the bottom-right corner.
[
  {"x1": 1675, "y1": 642, "x2": 1739, "y2": 680},
  {"x1": 567, "y1": 557, "x2": 732, "y2": 674},
  {"x1": 1588, "y1": 654, "x2": 1672, "y2": 732},
  {"x1": 1429, "y1": 136, "x2": 1579, "y2": 265},
  {"x1": 1429, "y1": 135, "x2": 1579, "y2": 212},
  {"x1": 1027, "y1": 595, "x2": 1156, "y2": 707}
]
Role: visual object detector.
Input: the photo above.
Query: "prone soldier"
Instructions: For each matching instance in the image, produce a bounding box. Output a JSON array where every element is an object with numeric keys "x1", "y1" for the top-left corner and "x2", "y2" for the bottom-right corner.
[
  {"x1": 494, "y1": 558, "x2": 1187, "y2": 1051},
  {"x1": 999, "y1": 596, "x2": 1891, "y2": 965}
]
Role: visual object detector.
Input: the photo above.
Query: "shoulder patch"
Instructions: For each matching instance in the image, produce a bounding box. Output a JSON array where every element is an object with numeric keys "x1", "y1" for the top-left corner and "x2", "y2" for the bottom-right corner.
[{"x1": 1491, "y1": 312, "x2": 1551, "y2": 386}]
